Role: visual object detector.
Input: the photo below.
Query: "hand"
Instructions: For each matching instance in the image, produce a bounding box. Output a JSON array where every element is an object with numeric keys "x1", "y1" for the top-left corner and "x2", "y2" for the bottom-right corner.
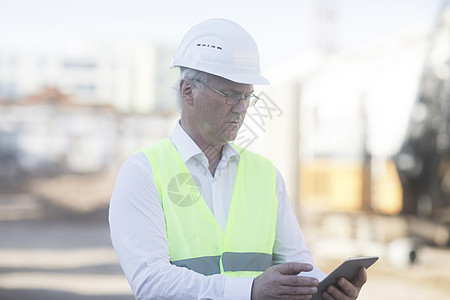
[
  {"x1": 322, "y1": 267, "x2": 367, "y2": 300},
  {"x1": 251, "y1": 262, "x2": 319, "y2": 300}
]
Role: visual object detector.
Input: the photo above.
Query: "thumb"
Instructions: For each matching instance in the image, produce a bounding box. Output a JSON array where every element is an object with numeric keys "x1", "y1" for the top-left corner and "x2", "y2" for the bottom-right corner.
[
  {"x1": 353, "y1": 267, "x2": 367, "y2": 288},
  {"x1": 277, "y1": 262, "x2": 314, "y2": 276}
]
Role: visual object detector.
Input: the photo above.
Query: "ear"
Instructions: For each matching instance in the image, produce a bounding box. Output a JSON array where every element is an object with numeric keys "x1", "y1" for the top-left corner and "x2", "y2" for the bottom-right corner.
[{"x1": 180, "y1": 80, "x2": 194, "y2": 106}]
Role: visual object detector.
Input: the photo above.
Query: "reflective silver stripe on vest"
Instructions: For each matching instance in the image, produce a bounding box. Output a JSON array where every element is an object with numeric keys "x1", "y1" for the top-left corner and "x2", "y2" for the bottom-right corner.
[
  {"x1": 222, "y1": 252, "x2": 272, "y2": 272},
  {"x1": 171, "y1": 252, "x2": 272, "y2": 275},
  {"x1": 171, "y1": 256, "x2": 221, "y2": 276}
]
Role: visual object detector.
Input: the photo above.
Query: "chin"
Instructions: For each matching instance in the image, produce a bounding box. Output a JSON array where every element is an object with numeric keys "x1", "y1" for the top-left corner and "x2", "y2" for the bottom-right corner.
[
  {"x1": 219, "y1": 132, "x2": 235, "y2": 143},
  {"x1": 225, "y1": 128, "x2": 240, "y2": 142}
]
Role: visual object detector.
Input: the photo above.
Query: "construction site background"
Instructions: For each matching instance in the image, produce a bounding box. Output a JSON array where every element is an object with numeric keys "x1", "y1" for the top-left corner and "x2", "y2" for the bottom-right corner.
[{"x1": 1, "y1": 1, "x2": 450, "y2": 299}]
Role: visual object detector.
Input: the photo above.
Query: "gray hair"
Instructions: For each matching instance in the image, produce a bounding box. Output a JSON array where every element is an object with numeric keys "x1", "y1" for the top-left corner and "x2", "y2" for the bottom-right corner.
[{"x1": 174, "y1": 67, "x2": 214, "y2": 110}]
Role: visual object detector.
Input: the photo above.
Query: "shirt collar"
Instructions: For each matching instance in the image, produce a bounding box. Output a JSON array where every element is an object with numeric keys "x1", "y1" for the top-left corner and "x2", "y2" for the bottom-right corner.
[{"x1": 170, "y1": 120, "x2": 241, "y2": 164}]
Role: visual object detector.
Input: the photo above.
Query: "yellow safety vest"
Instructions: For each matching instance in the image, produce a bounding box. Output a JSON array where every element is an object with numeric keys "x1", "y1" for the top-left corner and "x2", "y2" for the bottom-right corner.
[{"x1": 142, "y1": 139, "x2": 277, "y2": 277}]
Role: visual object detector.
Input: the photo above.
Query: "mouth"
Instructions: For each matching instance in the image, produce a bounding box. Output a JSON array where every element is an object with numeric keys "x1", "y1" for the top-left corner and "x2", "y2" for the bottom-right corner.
[{"x1": 226, "y1": 121, "x2": 241, "y2": 128}]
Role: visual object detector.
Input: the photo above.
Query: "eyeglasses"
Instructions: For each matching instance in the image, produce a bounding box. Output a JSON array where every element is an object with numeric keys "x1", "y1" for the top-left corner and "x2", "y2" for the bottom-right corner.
[{"x1": 194, "y1": 79, "x2": 260, "y2": 107}]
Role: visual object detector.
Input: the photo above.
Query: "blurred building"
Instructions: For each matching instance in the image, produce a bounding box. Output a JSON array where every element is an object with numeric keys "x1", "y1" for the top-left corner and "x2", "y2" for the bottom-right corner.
[
  {"x1": 257, "y1": 17, "x2": 447, "y2": 215},
  {"x1": 0, "y1": 86, "x2": 178, "y2": 192},
  {"x1": 0, "y1": 88, "x2": 115, "y2": 184},
  {"x1": 0, "y1": 41, "x2": 178, "y2": 113},
  {"x1": 0, "y1": 40, "x2": 181, "y2": 192},
  {"x1": 248, "y1": 4, "x2": 450, "y2": 249}
]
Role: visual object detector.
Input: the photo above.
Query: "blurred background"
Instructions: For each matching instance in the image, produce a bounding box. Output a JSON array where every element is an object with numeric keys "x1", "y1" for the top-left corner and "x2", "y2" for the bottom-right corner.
[{"x1": 1, "y1": 0, "x2": 450, "y2": 299}]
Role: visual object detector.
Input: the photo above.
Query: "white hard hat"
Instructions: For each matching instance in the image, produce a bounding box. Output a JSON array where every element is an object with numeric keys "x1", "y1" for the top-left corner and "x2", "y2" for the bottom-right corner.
[{"x1": 171, "y1": 18, "x2": 270, "y2": 85}]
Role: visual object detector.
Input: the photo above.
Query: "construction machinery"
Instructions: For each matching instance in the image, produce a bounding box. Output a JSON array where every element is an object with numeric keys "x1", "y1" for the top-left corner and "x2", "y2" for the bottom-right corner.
[{"x1": 393, "y1": 0, "x2": 450, "y2": 246}]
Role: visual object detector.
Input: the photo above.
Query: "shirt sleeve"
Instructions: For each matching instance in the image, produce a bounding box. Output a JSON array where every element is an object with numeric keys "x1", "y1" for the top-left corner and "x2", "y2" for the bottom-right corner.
[
  {"x1": 108, "y1": 152, "x2": 253, "y2": 300},
  {"x1": 272, "y1": 167, "x2": 327, "y2": 281}
]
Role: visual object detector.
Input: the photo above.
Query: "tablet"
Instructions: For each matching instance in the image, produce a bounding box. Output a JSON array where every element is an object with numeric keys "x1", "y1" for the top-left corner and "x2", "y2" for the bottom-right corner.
[{"x1": 311, "y1": 256, "x2": 379, "y2": 300}]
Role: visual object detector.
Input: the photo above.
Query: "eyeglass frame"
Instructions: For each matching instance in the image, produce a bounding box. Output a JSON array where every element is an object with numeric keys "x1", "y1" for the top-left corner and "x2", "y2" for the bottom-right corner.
[{"x1": 193, "y1": 79, "x2": 260, "y2": 107}]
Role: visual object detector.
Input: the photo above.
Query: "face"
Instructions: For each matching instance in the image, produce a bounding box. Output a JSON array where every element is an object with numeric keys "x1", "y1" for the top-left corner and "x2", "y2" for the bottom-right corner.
[{"x1": 184, "y1": 75, "x2": 253, "y2": 147}]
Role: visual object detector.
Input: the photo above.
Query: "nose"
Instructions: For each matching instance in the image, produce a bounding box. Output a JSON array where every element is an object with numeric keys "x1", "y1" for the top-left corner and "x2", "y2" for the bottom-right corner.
[{"x1": 231, "y1": 97, "x2": 249, "y2": 115}]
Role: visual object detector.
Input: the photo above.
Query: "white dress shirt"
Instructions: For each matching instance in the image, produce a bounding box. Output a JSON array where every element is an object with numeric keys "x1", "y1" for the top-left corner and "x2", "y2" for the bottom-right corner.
[{"x1": 109, "y1": 122, "x2": 326, "y2": 300}]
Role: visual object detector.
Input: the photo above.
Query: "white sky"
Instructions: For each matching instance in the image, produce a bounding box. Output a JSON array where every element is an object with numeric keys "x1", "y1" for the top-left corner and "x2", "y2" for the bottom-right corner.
[{"x1": 0, "y1": 0, "x2": 444, "y2": 68}]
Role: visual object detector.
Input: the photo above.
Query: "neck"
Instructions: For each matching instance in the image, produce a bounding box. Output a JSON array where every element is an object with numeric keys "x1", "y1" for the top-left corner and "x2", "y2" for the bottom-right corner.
[
  {"x1": 204, "y1": 144, "x2": 223, "y2": 176},
  {"x1": 180, "y1": 118, "x2": 225, "y2": 176}
]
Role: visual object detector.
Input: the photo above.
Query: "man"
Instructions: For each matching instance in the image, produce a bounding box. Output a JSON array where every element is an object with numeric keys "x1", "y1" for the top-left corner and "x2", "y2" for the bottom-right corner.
[{"x1": 109, "y1": 18, "x2": 367, "y2": 299}]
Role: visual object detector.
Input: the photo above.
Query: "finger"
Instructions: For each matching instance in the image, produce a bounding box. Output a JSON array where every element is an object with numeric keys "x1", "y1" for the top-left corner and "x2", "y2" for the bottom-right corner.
[
  {"x1": 326, "y1": 285, "x2": 347, "y2": 300},
  {"x1": 284, "y1": 296, "x2": 314, "y2": 300},
  {"x1": 278, "y1": 262, "x2": 314, "y2": 275},
  {"x1": 322, "y1": 290, "x2": 337, "y2": 300},
  {"x1": 279, "y1": 275, "x2": 319, "y2": 287},
  {"x1": 278, "y1": 284, "x2": 318, "y2": 296},
  {"x1": 337, "y1": 277, "x2": 357, "y2": 297},
  {"x1": 352, "y1": 267, "x2": 367, "y2": 288}
]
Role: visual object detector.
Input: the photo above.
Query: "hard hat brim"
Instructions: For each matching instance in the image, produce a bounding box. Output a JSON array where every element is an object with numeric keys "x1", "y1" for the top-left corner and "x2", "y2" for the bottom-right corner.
[{"x1": 171, "y1": 58, "x2": 270, "y2": 85}]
